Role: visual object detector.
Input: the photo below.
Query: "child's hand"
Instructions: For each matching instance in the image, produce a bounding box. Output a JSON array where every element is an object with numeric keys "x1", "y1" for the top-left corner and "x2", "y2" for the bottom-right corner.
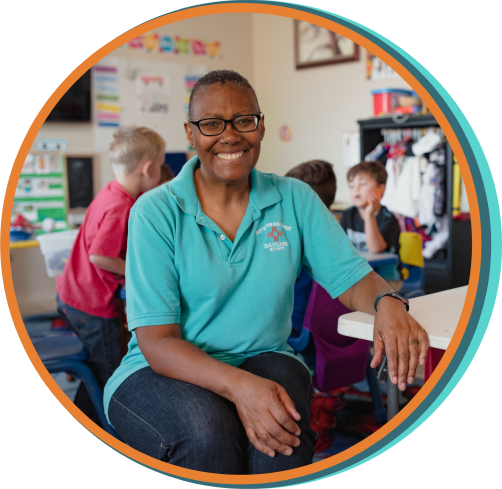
[{"x1": 363, "y1": 191, "x2": 382, "y2": 220}]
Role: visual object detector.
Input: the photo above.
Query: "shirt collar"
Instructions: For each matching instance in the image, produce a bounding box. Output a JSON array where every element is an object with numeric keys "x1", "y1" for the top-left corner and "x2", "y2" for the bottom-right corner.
[
  {"x1": 168, "y1": 156, "x2": 282, "y2": 217},
  {"x1": 110, "y1": 180, "x2": 136, "y2": 203}
]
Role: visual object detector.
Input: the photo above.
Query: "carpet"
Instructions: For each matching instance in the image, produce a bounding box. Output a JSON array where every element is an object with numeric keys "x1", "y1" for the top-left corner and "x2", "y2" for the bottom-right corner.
[{"x1": 312, "y1": 382, "x2": 422, "y2": 459}]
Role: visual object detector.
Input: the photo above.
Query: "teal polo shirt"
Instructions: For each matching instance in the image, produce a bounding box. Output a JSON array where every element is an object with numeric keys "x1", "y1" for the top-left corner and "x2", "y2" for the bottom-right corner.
[{"x1": 104, "y1": 157, "x2": 372, "y2": 419}]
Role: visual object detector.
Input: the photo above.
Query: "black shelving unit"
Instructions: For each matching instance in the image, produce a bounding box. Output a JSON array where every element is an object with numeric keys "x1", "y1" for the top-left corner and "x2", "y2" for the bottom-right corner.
[{"x1": 358, "y1": 115, "x2": 471, "y2": 294}]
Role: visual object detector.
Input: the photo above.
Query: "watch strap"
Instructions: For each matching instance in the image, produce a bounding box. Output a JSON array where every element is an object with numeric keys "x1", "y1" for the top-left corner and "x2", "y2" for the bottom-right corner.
[{"x1": 374, "y1": 291, "x2": 409, "y2": 312}]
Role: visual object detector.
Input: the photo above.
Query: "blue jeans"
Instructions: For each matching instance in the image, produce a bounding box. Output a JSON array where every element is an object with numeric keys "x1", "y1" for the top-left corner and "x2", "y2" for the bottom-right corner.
[
  {"x1": 57, "y1": 295, "x2": 122, "y2": 423},
  {"x1": 109, "y1": 352, "x2": 318, "y2": 474}
]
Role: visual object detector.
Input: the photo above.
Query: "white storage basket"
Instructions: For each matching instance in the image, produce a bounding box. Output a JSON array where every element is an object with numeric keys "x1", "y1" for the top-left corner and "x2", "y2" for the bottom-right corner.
[{"x1": 37, "y1": 230, "x2": 79, "y2": 278}]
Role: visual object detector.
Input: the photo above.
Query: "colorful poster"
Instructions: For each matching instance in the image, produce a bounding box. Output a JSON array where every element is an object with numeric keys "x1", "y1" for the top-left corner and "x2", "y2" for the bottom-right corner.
[
  {"x1": 366, "y1": 51, "x2": 399, "y2": 80},
  {"x1": 93, "y1": 63, "x2": 121, "y2": 126},
  {"x1": 21, "y1": 154, "x2": 35, "y2": 174},
  {"x1": 184, "y1": 73, "x2": 204, "y2": 116},
  {"x1": 185, "y1": 69, "x2": 206, "y2": 151},
  {"x1": 124, "y1": 33, "x2": 221, "y2": 59},
  {"x1": 136, "y1": 73, "x2": 169, "y2": 115},
  {"x1": 16, "y1": 177, "x2": 64, "y2": 198},
  {"x1": 13, "y1": 152, "x2": 68, "y2": 227}
]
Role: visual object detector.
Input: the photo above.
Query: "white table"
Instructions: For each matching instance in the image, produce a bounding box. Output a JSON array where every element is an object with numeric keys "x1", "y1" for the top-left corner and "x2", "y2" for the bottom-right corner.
[{"x1": 338, "y1": 286, "x2": 467, "y2": 418}]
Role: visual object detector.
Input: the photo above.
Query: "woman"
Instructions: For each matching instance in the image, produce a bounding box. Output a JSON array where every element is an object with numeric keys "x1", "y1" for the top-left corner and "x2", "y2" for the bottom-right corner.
[{"x1": 104, "y1": 70, "x2": 429, "y2": 474}]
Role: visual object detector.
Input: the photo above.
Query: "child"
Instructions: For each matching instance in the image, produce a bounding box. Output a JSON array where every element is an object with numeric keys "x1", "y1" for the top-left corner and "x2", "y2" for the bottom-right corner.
[
  {"x1": 286, "y1": 160, "x2": 349, "y2": 454},
  {"x1": 56, "y1": 126, "x2": 165, "y2": 423},
  {"x1": 285, "y1": 160, "x2": 337, "y2": 335},
  {"x1": 340, "y1": 161, "x2": 402, "y2": 290}
]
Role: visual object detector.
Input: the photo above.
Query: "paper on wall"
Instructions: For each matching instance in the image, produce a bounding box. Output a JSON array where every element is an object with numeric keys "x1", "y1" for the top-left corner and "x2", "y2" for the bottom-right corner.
[
  {"x1": 342, "y1": 130, "x2": 360, "y2": 167},
  {"x1": 136, "y1": 73, "x2": 170, "y2": 116}
]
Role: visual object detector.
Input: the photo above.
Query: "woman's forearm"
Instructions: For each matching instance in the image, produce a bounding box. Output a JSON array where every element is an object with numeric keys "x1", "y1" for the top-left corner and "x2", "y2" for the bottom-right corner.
[
  {"x1": 136, "y1": 325, "x2": 249, "y2": 404},
  {"x1": 338, "y1": 270, "x2": 395, "y2": 315}
]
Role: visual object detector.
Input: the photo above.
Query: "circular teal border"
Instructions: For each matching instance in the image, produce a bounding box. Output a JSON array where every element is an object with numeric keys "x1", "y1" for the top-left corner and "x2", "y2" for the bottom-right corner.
[{"x1": 32, "y1": 1, "x2": 502, "y2": 486}]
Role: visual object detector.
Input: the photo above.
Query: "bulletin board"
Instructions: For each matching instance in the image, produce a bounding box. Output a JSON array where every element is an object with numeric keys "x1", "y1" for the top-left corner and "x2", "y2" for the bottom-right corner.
[
  {"x1": 13, "y1": 152, "x2": 68, "y2": 232},
  {"x1": 93, "y1": 56, "x2": 207, "y2": 154}
]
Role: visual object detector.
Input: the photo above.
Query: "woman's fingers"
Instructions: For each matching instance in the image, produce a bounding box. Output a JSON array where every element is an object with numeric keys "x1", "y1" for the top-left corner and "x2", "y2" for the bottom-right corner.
[
  {"x1": 396, "y1": 329, "x2": 411, "y2": 391},
  {"x1": 277, "y1": 386, "x2": 301, "y2": 423},
  {"x1": 262, "y1": 408, "x2": 300, "y2": 447},
  {"x1": 418, "y1": 327, "x2": 430, "y2": 366},
  {"x1": 375, "y1": 314, "x2": 430, "y2": 391},
  {"x1": 407, "y1": 333, "x2": 421, "y2": 384},
  {"x1": 236, "y1": 381, "x2": 301, "y2": 456},
  {"x1": 246, "y1": 428, "x2": 275, "y2": 457},
  {"x1": 246, "y1": 420, "x2": 297, "y2": 457},
  {"x1": 384, "y1": 333, "x2": 399, "y2": 386},
  {"x1": 370, "y1": 335, "x2": 385, "y2": 368}
]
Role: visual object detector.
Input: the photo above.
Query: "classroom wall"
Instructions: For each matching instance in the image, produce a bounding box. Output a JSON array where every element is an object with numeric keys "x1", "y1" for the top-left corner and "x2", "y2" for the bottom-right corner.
[
  {"x1": 251, "y1": 13, "x2": 412, "y2": 205},
  {"x1": 18, "y1": 13, "x2": 255, "y2": 315},
  {"x1": 31, "y1": 12, "x2": 255, "y2": 189},
  {"x1": 16, "y1": 12, "x2": 439, "y2": 315}
]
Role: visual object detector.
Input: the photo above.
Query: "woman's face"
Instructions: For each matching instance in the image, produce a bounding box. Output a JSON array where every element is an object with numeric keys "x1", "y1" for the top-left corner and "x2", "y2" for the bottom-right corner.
[{"x1": 185, "y1": 83, "x2": 265, "y2": 185}]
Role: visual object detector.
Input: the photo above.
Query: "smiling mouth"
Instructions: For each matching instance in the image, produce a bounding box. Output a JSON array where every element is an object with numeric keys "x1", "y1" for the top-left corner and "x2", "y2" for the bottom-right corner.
[{"x1": 216, "y1": 151, "x2": 245, "y2": 160}]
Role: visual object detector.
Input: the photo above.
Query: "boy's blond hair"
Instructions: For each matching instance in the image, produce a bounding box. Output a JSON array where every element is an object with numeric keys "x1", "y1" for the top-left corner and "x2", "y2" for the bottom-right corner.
[{"x1": 109, "y1": 126, "x2": 165, "y2": 176}]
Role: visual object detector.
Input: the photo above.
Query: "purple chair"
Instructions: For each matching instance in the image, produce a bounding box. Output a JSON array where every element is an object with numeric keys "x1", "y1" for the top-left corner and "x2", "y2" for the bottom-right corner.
[
  {"x1": 303, "y1": 281, "x2": 386, "y2": 423},
  {"x1": 303, "y1": 282, "x2": 370, "y2": 391}
]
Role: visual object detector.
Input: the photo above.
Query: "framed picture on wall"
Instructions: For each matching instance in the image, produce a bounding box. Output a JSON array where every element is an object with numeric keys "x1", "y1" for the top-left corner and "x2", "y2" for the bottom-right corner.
[{"x1": 294, "y1": 20, "x2": 360, "y2": 69}]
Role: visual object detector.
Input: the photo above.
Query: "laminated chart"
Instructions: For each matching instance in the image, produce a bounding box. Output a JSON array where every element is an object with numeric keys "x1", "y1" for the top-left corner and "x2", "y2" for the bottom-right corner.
[
  {"x1": 93, "y1": 64, "x2": 121, "y2": 127},
  {"x1": 13, "y1": 153, "x2": 68, "y2": 231}
]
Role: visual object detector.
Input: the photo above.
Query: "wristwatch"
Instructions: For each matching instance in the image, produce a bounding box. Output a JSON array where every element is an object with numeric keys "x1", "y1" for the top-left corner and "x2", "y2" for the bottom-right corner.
[{"x1": 374, "y1": 290, "x2": 409, "y2": 312}]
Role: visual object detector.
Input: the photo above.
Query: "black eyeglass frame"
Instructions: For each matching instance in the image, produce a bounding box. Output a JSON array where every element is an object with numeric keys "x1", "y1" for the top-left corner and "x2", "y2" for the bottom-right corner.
[{"x1": 187, "y1": 113, "x2": 263, "y2": 136}]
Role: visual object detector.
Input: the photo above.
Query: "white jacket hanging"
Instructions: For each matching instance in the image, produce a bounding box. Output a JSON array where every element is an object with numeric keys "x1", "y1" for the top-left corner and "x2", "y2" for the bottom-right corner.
[
  {"x1": 388, "y1": 156, "x2": 421, "y2": 218},
  {"x1": 380, "y1": 158, "x2": 397, "y2": 208},
  {"x1": 418, "y1": 162, "x2": 437, "y2": 228}
]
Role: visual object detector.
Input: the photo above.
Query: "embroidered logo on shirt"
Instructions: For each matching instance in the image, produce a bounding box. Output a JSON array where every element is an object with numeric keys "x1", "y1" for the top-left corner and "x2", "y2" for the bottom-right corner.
[
  {"x1": 267, "y1": 226, "x2": 283, "y2": 242},
  {"x1": 257, "y1": 222, "x2": 291, "y2": 252}
]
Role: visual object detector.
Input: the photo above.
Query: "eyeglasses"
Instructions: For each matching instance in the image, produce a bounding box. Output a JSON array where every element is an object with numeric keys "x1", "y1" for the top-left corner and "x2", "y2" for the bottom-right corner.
[{"x1": 187, "y1": 113, "x2": 263, "y2": 136}]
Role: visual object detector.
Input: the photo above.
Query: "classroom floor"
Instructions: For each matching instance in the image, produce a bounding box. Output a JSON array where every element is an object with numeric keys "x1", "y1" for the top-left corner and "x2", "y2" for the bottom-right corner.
[
  {"x1": 313, "y1": 365, "x2": 424, "y2": 461},
  {"x1": 24, "y1": 312, "x2": 425, "y2": 461}
]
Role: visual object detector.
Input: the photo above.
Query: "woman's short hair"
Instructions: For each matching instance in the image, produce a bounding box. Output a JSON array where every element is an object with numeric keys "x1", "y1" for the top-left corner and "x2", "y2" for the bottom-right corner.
[
  {"x1": 285, "y1": 160, "x2": 337, "y2": 209},
  {"x1": 347, "y1": 161, "x2": 387, "y2": 186},
  {"x1": 188, "y1": 70, "x2": 259, "y2": 119},
  {"x1": 109, "y1": 126, "x2": 165, "y2": 176}
]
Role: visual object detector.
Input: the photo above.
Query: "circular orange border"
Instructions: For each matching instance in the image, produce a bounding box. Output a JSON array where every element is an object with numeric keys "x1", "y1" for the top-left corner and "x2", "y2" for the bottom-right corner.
[{"x1": 2, "y1": 3, "x2": 480, "y2": 485}]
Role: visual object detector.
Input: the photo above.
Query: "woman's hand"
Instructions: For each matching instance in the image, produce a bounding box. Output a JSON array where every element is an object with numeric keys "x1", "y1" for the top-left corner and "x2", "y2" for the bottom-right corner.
[
  {"x1": 137, "y1": 325, "x2": 302, "y2": 457},
  {"x1": 371, "y1": 296, "x2": 430, "y2": 391},
  {"x1": 230, "y1": 373, "x2": 301, "y2": 458},
  {"x1": 339, "y1": 272, "x2": 430, "y2": 391}
]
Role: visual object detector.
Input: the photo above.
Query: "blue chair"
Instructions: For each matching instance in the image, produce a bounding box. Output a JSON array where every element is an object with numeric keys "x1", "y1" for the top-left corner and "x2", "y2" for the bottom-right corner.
[
  {"x1": 30, "y1": 331, "x2": 119, "y2": 437},
  {"x1": 288, "y1": 270, "x2": 313, "y2": 354},
  {"x1": 287, "y1": 324, "x2": 311, "y2": 352},
  {"x1": 399, "y1": 264, "x2": 425, "y2": 298}
]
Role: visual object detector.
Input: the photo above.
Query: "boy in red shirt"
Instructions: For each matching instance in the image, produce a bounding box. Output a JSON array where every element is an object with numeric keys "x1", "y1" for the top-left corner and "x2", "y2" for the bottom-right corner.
[{"x1": 56, "y1": 126, "x2": 165, "y2": 423}]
